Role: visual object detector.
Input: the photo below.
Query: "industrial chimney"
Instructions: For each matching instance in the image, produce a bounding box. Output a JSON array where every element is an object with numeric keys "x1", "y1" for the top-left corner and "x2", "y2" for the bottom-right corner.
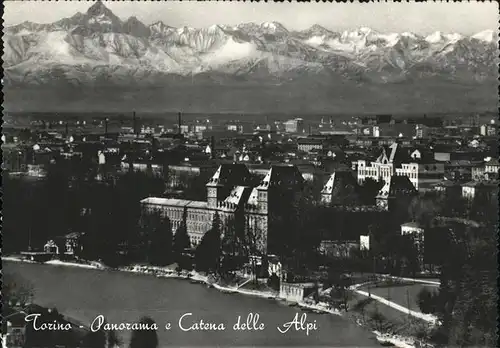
[
  {"x1": 210, "y1": 136, "x2": 216, "y2": 159},
  {"x1": 133, "y1": 111, "x2": 137, "y2": 136},
  {"x1": 178, "y1": 112, "x2": 182, "y2": 135}
]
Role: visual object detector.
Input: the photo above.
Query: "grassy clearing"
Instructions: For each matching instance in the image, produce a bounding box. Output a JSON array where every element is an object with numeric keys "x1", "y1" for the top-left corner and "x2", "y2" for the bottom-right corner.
[
  {"x1": 347, "y1": 293, "x2": 434, "y2": 346},
  {"x1": 359, "y1": 282, "x2": 437, "y2": 312}
]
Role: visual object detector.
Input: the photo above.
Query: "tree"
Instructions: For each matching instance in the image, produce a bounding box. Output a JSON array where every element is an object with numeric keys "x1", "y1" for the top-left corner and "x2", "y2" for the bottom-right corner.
[
  {"x1": 360, "y1": 177, "x2": 384, "y2": 205},
  {"x1": 326, "y1": 268, "x2": 352, "y2": 311},
  {"x1": 129, "y1": 317, "x2": 158, "y2": 348},
  {"x1": 140, "y1": 209, "x2": 173, "y2": 266},
  {"x1": 396, "y1": 234, "x2": 420, "y2": 277},
  {"x1": 150, "y1": 216, "x2": 173, "y2": 266},
  {"x1": 172, "y1": 207, "x2": 191, "y2": 261},
  {"x1": 2, "y1": 272, "x2": 35, "y2": 309},
  {"x1": 220, "y1": 216, "x2": 246, "y2": 275},
  {"x1": 241, "y1": 216, "x2": 268, "y2": 283},
  {"x1": 408, "y1": 193, "x2": 441, "y2": 227},
  {"x1": 267, "y1": 273, "x2": 280, "y2": 291},
  {"x1": 271, "y1": 190, "x2": 321, "y2": 272},
  {"x1": 195, "y1": 212, "x2": 222, "y2": 273},
  {"x1": 432, "y1": 204, "x2": 497, "y2": 347},
  {"x1": 416, "y1": 287, "x2": 439, "y2": 314}
]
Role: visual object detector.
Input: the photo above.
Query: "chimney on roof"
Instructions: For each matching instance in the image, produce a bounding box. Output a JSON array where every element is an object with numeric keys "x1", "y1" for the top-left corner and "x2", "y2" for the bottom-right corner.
[{"x1": 178, "y1": 112, "x2": 182, "y2": 134}]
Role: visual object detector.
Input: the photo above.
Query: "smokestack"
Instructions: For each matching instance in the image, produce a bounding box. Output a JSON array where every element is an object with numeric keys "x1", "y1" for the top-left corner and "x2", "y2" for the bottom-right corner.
[
  {"x1": 104, "y1": 118, "x2": 108, "y2": 137},
  {"x1": 309, "y1": 125, "x2": 312, "y2": 135},
  {"x1": 178, "y1": 112, "x2": 182, "y2": 134},
  {"x1": 210, "y1": 136, "x2": 215, "y2": 159},
  {"x1": 65, "y1": 122, "x2": 69, "y2": 138},
  {"x1": 133, "y1": 111, "x2": 138, "y2": 136}
]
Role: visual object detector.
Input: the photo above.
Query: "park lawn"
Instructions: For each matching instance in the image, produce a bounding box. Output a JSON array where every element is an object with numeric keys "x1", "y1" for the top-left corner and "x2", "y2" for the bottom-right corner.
[
  {"x1": 347, "y1": 293, "x2": 432, "y2": 339},
  {"x1": 359, "y1": 283, "x2": 438, "y2": 312}
]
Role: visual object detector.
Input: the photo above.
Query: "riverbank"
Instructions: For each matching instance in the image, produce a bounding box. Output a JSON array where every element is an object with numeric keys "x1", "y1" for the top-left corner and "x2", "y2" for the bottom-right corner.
[
  {"x1": 3, "y1": 257, "x2": 338, "y2": 314},
  {"x1": 3, "y1": 256, "x2": 427, "y2": 347}
]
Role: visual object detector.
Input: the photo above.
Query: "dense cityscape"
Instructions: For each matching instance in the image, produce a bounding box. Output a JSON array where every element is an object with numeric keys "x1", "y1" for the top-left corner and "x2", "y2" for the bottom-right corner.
[{"x1": 3, "y1": 109, "x2": 498, "y2": 347}]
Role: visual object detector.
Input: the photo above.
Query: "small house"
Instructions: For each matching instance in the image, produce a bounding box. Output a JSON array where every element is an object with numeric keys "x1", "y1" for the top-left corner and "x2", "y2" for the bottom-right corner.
[
  {"x1": 43, "y1": 240, "x2": 59, "y2": 254},
  {"x1": 279, "y1": 282, "x2": 317, "y2": 303}
]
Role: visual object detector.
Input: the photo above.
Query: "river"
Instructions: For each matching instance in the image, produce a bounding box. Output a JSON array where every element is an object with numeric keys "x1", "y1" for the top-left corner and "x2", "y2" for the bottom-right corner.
[{"x1": 5, "y1": 261, "x2": 379, "y2": 347}]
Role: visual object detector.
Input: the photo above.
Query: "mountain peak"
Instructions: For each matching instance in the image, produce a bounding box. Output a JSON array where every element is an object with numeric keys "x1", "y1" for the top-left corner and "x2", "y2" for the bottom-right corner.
[
  {"x1": 425, "y1": 31, "x2": 444, "y2": 43},
  {"x1": 123, "y1": 16, "x2": 150, "y2": 37},
  {"x1": 87, "y1": 0, "x2": 113, "y2": 17},
  {"x1": 125, "y1": 16, "x2": 140, "y2": 22},
  {"x1": 260, "y1": 21, "x2": 288, "y2": 33},
  {"x1": 303, "y1": 24, "x2": 333, "y2": 36},
  {"x1": 471, "y1": 29, "x2": 495, "y2": 43}
]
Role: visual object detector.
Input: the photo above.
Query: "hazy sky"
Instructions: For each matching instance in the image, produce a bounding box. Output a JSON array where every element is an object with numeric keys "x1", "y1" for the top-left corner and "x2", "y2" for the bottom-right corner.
[{"x1": 4, "y1": 0, "x2": 498, "y2": 35}]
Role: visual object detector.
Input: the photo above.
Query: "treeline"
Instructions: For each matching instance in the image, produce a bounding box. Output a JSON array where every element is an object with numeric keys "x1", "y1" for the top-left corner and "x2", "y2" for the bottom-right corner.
[
  {"x1": 412, "y1": 191, "x2": 498, "y2": 347},
  {"x1": 2, "y1": 161, "x2": 165, "y2": 264}
]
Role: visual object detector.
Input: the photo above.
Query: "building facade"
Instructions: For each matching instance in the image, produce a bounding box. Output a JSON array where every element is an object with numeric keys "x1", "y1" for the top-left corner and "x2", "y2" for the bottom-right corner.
[
  {"x1": 140, "y1": 163, "x2": 304, "y2": 254},
  {"x1": 357, "y1": 143, "x2": 444, "y2": 190}
]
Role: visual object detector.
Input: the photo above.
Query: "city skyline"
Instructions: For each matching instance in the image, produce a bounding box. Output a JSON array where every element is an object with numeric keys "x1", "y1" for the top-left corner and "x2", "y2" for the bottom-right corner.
[{"x1": 4, "y1": 0, "x2": 497, "y2": 35}]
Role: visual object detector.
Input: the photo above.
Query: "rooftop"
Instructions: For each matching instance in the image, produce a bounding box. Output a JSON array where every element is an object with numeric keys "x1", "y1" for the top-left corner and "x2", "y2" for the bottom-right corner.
[
  {"x1": 401, "y1": 222, "x2": 423, "y2": 229},
  {"x1": 224, "y1": 186, "x2": 253, "y2": 206}
]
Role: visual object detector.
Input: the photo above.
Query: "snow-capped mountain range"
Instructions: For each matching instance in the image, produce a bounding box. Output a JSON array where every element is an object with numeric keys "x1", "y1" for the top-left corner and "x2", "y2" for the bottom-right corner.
[{"x1": 2, "y1": 1, "x2": 498, "y2": 112}]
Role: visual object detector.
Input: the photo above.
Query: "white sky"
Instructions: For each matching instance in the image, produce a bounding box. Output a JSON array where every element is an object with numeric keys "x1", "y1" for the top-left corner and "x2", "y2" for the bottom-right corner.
[{"x1": 4, "y1": 0, "x2": 498, "y2": 35}]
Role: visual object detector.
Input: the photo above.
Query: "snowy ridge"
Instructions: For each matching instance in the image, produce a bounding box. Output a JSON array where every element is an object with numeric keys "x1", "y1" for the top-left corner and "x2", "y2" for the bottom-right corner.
[
  {"x1": 2, "y1": 0, "x2": 497, "y2": 88},
  {"x1": 471, "y1": 29, "x2": 495, "y2": 43}
]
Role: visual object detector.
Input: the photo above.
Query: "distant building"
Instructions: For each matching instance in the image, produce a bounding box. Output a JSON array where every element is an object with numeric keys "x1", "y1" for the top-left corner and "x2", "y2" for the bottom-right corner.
[
  {"x1": 357, "y1": 143, "x2": 406, "y2": 185},
  {"x1": 484, "y1": 158, "x2": 500, "y2": 175},
  {"x1": 461, "y1": 180, "x2": 499, "y2": 201},
  {"x1": 376, "y1": 114, "x2": 392, "y2": 124},
  {"x1": 433, "y1": 180, "x2": 462, "y2": 198},
  {"x1": 279, "y1": 282, "x2": 317, "y2": 303},
  {"x1": 284, "y1": 118, "x2": 304, "y2": 134},
  {"x1": 480, "y1": 124, "x2": 497, "y2": 136},
  {"x1": 415, "y1": 124, "x2": 429, "y2": 139},
  {"x1": 297, "y1": 138, "x2": 324, "y2": 153},
  {"x1": 357, "y1": 143, "x2": 444, "y2": 190}
]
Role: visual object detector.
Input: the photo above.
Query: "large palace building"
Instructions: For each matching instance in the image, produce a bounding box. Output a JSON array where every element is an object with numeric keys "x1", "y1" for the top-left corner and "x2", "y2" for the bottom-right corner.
[{"x1": 140, "y1": 164, "x2": 304, "y2": 254}]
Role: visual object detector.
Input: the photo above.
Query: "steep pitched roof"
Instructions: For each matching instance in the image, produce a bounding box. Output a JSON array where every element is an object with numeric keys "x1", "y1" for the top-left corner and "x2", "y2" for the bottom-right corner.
[
  {"x1": 486, "y1": 157, "x2": 500, "y2": 166},
  {"x1": 321, "y1": 171, "x2": 357, "y2": 196},
  {"x1": 377, "y1": 175, "x2": 417, "y2": 198},
  {"x1": 376, "y1": 143, "x2": 411, "y2": 165},
  {"x1": 256, "y1": 165, "x2": 304, "y2": 190},
  {"x1": 247, "y1": 187, "x2": 259, "y2": 205},
  {"x1": 206, "y1": 163, "x2": 250, "y2": 187}
]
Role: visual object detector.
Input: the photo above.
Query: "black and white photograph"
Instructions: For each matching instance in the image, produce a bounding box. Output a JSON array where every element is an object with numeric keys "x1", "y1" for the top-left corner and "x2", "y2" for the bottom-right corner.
[{"x1": 1, "y1": 1, "x2": 498, "y2": 347}]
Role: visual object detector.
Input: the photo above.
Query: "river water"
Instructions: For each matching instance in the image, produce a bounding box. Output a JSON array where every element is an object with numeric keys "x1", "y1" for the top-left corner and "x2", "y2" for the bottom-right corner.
[{"x1": 5, "y1": 261, "x2": 379, "y2": 347}]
